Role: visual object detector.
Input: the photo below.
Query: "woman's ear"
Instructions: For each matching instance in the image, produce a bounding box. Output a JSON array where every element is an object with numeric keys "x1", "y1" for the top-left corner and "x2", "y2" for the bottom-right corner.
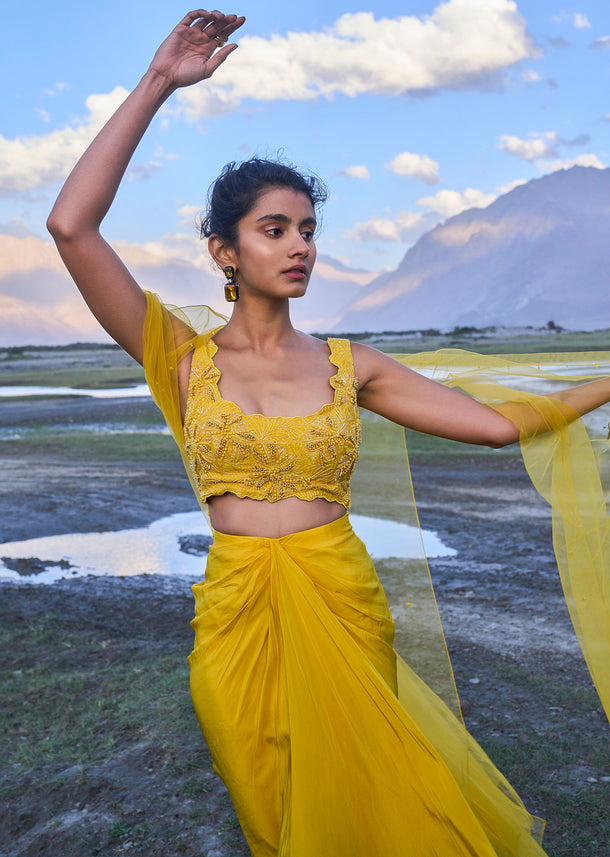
[{"x1": 208, "y1": 235, "x2": 237, "y2": 271}]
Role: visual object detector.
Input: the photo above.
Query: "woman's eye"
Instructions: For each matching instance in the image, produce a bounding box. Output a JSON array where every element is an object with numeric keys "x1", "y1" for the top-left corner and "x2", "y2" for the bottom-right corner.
[
  {"x1": 301, "y1": 230, "x2": 314, "y2": 241},
  {"x1": 266, "y1": 227, "x2": 283, "y2": 237}
]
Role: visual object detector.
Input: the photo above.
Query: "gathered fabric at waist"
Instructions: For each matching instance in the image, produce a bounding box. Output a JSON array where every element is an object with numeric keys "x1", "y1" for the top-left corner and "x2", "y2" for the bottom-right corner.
[{"x1": 190, "y1": 512, "x2": 398, "y2": 689}]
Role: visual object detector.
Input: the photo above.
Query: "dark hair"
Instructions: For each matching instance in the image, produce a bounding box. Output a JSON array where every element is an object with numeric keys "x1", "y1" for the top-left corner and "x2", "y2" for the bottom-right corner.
[{"x1": 200, "y1": 157, "x2": 327, "y2": 245}]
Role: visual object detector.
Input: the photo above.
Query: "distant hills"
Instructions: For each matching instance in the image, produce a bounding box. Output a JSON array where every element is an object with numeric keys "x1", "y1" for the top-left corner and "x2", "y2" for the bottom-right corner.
[
  {"x1": 0, "y1": 166, "x2": 608, "y2": 345},
  {"x1": 333, "y1": 166, "x2": 610, "y2": 333}
]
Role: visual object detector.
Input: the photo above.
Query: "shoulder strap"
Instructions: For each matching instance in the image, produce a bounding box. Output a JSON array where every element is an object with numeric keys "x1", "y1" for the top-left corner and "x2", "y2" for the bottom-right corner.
[{"x1": 327, "y1": 337, "x2": 354, "y2": 375}]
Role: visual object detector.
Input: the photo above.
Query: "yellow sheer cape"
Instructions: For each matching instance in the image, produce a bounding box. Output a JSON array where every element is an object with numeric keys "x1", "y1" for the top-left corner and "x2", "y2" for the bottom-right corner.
[{"x1": 142, "y1": 291, "x2": 610, "y2": 726}]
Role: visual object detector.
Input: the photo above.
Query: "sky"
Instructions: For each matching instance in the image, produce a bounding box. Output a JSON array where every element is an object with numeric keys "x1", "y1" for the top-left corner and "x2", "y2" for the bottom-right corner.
[{"x1": 1, "y1": 0, "x2": 609, "y2": 274}]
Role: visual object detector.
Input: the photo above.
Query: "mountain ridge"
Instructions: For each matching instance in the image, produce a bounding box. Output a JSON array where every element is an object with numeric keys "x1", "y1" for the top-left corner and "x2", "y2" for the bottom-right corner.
[{"x1": 333, "y1": 166, "x2": 610, "y2": 333}]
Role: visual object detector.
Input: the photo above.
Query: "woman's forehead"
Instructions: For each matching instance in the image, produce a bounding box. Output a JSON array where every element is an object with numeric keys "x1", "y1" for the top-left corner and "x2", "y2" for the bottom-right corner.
[{"x1": 247, "y1": 187, "x2": 315, "y2": 220}]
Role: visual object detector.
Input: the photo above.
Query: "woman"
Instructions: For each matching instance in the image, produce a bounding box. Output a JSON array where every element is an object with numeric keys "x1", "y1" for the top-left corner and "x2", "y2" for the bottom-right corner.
[{"x1": 48, "y1": 11, "x2": 610, "y2": 856}]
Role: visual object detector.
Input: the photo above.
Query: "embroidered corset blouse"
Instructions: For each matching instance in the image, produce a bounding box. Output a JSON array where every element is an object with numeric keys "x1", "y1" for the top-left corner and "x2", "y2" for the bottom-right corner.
[{"x1": 183, "y1": 334, "x2": 361, "y2": 508}]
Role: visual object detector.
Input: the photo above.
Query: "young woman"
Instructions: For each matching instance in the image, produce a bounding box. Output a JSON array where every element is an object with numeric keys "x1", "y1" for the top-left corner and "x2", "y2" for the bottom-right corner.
[{"x1": 48, "y1": 11, "x2": 610, "y2": 856}]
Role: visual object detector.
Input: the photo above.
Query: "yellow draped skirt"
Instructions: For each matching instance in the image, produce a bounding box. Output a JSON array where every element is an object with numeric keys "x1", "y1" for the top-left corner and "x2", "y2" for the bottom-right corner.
[{"x1": 188, "y1": 514, "x2": 547, "y2": 857}]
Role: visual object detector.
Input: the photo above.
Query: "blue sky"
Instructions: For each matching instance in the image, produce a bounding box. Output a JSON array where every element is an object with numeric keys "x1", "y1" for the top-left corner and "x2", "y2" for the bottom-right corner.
[{"x1": 1, "y1": 0, "x2": 609, "y2": 272}]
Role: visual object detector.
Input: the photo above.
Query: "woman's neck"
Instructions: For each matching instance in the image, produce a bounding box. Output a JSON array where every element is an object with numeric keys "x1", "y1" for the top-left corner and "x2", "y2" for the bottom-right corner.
[{"x1": 218, "y1": 296, "x2": 299, "y2": 351}]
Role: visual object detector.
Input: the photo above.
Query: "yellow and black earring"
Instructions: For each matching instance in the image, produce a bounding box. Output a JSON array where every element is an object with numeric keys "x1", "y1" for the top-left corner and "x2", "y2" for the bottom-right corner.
[{"x1": 223, "y1": 265, "x2": 239, "y2": 302}]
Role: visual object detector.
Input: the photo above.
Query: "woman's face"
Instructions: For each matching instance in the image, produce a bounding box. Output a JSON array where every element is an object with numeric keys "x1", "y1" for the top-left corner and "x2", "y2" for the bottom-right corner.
[{"x1": 231, "y1": 187, "x2": 317, "y2": 300}]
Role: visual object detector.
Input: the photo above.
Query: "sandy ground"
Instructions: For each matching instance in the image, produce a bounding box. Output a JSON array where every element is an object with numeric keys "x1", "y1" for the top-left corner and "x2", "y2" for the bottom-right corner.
[{"x1": 1, "y1": 394, "x2": 609, "y2": 856}]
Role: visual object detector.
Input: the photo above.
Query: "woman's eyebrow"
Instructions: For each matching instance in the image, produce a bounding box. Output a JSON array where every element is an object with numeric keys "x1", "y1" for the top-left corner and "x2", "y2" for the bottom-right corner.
[{"x1": 256, "y1": 213, "x2": 317, "y2": 228}]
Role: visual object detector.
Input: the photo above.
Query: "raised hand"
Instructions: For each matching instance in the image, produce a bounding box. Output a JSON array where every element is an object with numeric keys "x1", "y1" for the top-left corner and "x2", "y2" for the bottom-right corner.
[{"x1": 148, "y1": 9, "x2": 246, "y2": 89}]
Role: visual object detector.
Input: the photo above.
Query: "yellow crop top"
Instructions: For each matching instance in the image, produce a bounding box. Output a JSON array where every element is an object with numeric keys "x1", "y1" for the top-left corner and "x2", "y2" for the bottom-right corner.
[{"x1": 183, "y1": 332, "x2": 361, "y2": 507}]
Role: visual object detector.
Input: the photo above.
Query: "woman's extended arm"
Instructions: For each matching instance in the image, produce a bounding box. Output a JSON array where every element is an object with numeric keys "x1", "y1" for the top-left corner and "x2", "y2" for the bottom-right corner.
[
  {"x1": 47, "y1": 10, "x2": 245, "y2": 363},
  {"x1": 353, "y1": 342, "x2": 610, "y2": 447}
]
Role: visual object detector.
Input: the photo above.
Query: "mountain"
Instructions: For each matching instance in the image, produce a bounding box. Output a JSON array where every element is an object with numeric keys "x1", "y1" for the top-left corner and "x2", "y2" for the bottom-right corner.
[
  {"x1": 0, "y1": 238, "x2": 375, "y2": 346},
  {"x1": 334, "y1": 166, "x2": 610, "y2": 333}
]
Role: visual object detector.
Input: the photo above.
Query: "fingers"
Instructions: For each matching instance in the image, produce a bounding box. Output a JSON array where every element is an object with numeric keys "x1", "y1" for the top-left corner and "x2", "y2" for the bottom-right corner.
[
  {"x1": 201, "y1": 13, "x2": 245, "y2": 45},
  {"x1": 205, "y1": 41, "x2": 239, "y2": 73},
  {"x1": 179, "y1": 9, "x2": 220, "y2": 27},
  {"x1": 217, "y1": 14, "x2": 246, "y2": 43},
  {"x1": 180, "y1": 9, "x2": 245, "y2": 35}
]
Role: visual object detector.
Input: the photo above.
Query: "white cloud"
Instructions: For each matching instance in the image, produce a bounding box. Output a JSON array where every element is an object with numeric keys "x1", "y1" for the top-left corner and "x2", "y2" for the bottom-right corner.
[
  {"x1": 417, "y1": 187, "x2": 497, "y2": 219},
  {"x1": 177, "y1": 0, "x2": 536, "y2": 119},
  {"x1": 339, "y1": 165, "x2": 370, "y2": 180},
  {"x1": 177, "y1": 204, "x2": 202, "y2": 230},
  {"x1": 536, "y1": 153, "x2": 605, "y2": 172},
  {"x1": 0, "y1": 87, "x2": 129, "y2": 196},
  {"x1": 347, "y1": 211, "x2": 426, "y2": 243},
  {"x1": 498, "y1": 131, "x2": 605, "y2": 173},
  {"x1": 497, "y1": 177, "x2": 527, "y2": 194},
  {"x1": 36, "y1": 108, "x2": 51, "y2": 123},
  {"x1": 0, "y1": 218, "x2": 36, "y2": 238},
  {"x1": 386, "y1": 152, "x2": 439, "y2": 185},
  {"x1": 521, "y1": 69, "x2": 541, "y2": 82},
  {"x1": 44, "y1": 82, "x2": 72, "y2": 97},
  {"x1": 591, "y1": 36, "x2": 610, "y2": 50},
  {"x1": 498, "y1": 131, "x2": 558, "y2": 160},
  {"x1": 573, "y1": 13, "x2": 592, "y2": 29},
  {"x1": 347, "y1": 181, "x2": 506, "y2": 245},
  {"x1": 126, "y1": 161, "x2": 163, "y2": 183}
]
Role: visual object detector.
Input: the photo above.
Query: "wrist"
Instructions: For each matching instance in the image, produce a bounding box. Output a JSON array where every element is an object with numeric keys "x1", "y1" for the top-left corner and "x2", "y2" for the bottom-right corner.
[{"x1": 138, "y1": 67, "x2": 179, "y2": 104}]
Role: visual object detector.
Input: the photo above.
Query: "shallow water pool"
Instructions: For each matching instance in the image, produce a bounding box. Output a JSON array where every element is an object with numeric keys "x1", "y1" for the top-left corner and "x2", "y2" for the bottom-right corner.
[{"x1": 0, "y1": 512, "x2": 455, "y2": 585}]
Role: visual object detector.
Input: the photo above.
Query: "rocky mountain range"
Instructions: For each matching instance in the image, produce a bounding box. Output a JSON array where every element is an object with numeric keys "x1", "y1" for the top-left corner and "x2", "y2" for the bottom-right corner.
[{"x1": 333, "y1": 166, "x2": 610, "y2": 333}]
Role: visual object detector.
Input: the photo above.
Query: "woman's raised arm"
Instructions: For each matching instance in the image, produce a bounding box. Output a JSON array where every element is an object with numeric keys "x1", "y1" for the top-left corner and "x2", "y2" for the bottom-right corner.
[{"x1": 47, "y1": 10, "x2": 245, "y2": 363}]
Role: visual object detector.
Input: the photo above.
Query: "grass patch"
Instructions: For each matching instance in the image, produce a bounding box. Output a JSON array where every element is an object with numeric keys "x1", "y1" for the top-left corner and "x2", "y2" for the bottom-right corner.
[
  {"x1": 362, "y1": 328, "x2": 610, "y2": 355},
  {"x1": 0, "y1": 431, "x2": 181, "y2": 462},
  {"x1": 0, "y1": 613, "x2": 192, "y2": 778},
  {"x1": 0, "y1": 365, "x2": 145, "y2": 389},
  {"x1": 493, "y1": 662, "x2": 602, "y2": 710}
]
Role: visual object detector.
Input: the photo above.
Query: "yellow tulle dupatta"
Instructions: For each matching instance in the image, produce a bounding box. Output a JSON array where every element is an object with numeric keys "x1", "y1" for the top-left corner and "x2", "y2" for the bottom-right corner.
[{"x1": 396, "y1": 349, "x2": 610, "y2": 722}]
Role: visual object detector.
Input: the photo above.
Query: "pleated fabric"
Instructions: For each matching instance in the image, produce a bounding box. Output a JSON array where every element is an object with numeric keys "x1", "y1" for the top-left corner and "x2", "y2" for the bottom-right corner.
[{"x1": 189, "y1": 515, "x2": 547, "y2": 857}]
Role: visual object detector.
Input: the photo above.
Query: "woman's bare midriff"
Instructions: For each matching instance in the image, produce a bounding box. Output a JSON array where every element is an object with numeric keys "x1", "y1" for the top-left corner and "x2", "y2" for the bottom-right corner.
[{"x1": 208, "y1": 494, "x2": 346, "y2": 538}]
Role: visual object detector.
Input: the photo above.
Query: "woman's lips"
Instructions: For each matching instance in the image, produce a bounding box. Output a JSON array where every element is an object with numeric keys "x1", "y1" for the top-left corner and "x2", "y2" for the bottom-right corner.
[{"x1": 283, "y1": 267, "x2": 307, "y2": 280}]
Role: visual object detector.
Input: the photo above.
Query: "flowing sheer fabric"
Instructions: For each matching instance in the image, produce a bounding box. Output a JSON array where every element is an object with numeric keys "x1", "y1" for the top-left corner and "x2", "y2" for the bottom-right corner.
[
  {"x1": 397, "y1": 349, "x2": 610, "y2": 720},
  {"x1": 143, "y1": 291, "x2": 610, "y2": 855}
]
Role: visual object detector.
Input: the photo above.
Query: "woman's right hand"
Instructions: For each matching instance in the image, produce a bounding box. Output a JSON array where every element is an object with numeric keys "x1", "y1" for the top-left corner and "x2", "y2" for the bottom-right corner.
[{"x1": 148, "y1": 10, "x2": 245, "y2": 90}]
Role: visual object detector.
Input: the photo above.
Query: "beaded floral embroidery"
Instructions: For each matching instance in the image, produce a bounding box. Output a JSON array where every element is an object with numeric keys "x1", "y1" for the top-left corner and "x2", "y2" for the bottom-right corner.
[{"x1": 183, "y1": 336, "x2": 361, "y2": 507}]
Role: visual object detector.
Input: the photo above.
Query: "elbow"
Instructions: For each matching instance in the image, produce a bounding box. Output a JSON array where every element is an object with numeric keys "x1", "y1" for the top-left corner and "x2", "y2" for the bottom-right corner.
[
  {"x1": 46, "y1": 209, "x2": 73, "y2": 243},
  {"x1": 485, "y1": 421, "x2": 520, "y2": 449},
  {"x1": 47, "y1": 204, "x2": 92, "y2": 244}
]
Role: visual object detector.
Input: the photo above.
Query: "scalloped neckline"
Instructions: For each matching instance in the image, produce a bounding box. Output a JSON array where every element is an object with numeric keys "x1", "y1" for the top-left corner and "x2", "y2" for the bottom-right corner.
[{"x1": 204, "y1": 332, "x2": 342, "y2": 420}]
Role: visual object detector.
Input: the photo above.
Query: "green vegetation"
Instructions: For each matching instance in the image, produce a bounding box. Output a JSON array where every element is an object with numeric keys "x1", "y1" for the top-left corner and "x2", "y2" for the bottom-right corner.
[
  {"x1": 1, "y1": 620, "x2": 191, "y2": 772},
  {"x1": 0, "y1": 432, "x2": 181, "y2": 462},
  {"x1": 0, "y1": 602, "x2": 250, "y2": 857},
  {"x1": 347, "y1": 326, "x2": 610, "y2": 355},
  {"x1": 0, "y1": 364, "x2": 145, "y2": 390},
  {"x1": 477, "y1": 659, "x2": 610, "y2": 855},
  {"x1": 0, "y1": 344, "x2": 144, "y2": 390}
]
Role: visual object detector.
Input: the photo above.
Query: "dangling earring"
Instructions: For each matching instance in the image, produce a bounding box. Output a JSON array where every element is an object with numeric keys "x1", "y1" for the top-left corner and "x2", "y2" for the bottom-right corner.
[{"x1": 223, "y1": 265, "x2": 239, "y2": 302}]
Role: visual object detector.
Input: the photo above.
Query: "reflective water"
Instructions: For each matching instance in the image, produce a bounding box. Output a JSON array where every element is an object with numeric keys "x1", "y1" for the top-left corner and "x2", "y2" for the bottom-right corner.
[
  {"x1": 0, "y1": 384, "x2": 151, "y2": 399},
  {"x1": 0, "y1": 512, "x2": 455, "y2": 586}
]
